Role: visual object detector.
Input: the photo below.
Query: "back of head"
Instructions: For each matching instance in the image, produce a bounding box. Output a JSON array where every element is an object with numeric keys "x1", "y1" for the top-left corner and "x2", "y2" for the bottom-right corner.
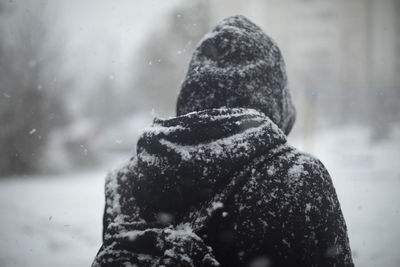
[{"x1": 176, "y1": 15, "x2": 296, "y2": 135}]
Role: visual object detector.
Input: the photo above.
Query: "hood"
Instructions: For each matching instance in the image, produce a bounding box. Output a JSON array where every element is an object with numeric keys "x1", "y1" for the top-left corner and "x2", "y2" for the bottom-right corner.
[
  {"x1": 176, "y1": 15, "x2": 296, "y2": 135},
  {"x1": 133, "y1": 108, "x2": 286, "y2": 222}
]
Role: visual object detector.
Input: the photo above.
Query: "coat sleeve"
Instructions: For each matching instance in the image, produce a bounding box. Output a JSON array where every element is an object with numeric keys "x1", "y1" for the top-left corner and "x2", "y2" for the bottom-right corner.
[
  {"x1": 92, "y1": 159, "x2": 220, "y2": 267},
  {"x1": 296, "y1": 156, "x2": 354, "y2": 267}
]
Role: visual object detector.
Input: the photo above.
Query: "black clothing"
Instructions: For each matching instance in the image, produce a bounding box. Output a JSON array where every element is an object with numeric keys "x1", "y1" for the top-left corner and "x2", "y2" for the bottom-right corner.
[
  {"x1": 93, "y1": 108, "x2": 353, "y2": 267},
  {"x1": 92, "y1": 14, "x2": 353, "y2": 267},
  {"x1": 177, "y1": 15, "x2": 295, "y2": 135}
]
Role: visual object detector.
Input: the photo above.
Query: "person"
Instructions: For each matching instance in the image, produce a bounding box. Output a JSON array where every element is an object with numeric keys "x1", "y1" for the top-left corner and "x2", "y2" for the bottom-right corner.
[{"x1": 92, "y1": 15, "x2": 354, "y2": 267}]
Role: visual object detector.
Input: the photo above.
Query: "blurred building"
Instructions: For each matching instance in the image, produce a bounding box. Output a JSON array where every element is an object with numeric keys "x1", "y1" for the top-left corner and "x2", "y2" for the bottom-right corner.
[{"x1": 336, "y1": 0, "x2": 400, "y2": 125}]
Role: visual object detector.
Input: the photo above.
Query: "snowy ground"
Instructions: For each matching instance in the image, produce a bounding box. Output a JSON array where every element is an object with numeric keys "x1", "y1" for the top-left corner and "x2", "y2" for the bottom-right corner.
[
  {"x1": 0, "y1": 126, "x2": 399, "y2": 267},
  {"x1": 0, "y1": 170, "x2": 106, "y2": 267}
]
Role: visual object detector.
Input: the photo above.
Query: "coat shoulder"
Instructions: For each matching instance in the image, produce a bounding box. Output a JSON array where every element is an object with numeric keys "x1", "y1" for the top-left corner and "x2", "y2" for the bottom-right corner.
[{"x1": 256, "y1": 144, "x2": 331, "y2": 185}]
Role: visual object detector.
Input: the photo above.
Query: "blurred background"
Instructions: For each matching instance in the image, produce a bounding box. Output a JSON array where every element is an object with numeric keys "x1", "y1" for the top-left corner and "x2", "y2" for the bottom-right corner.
[{"x1": 0, "y1": 0, "x2": 399, "y2": 266}]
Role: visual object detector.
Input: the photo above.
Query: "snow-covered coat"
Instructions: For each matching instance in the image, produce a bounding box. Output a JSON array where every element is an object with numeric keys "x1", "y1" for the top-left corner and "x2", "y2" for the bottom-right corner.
[
  {"x1": 92, "y1": 108, "x2": 353, "y2": 267},
  {"x1": 92, "y1": 15, "x2": 353, "y2": 267}
]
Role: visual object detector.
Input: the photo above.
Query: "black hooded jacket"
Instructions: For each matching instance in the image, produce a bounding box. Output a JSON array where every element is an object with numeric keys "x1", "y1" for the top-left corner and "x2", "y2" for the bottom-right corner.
[{"x1": 92, "y1": 15, "x2": 353, "y2": 267}]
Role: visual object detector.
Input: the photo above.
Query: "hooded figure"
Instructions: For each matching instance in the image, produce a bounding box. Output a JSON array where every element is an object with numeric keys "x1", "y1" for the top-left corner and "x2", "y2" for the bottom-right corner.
[{"x1": 92, "y1": 15, "x2": 354, "y2": 267}]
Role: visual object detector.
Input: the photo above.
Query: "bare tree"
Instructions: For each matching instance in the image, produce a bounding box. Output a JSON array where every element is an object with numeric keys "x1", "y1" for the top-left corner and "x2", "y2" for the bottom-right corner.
[{"x1": 0, "y1": 3, "x2": 67, "y2": 176}]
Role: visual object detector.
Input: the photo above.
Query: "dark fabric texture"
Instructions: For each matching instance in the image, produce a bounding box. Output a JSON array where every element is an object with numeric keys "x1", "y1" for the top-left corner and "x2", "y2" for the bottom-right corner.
[
  {"x1": 176, "y1": 15, "x2": 296, "y2": 135},
  {"x1": 92, "y1": 108, "x2": 354, "y2": 267},
  {"x1": 92, "y1": 15, "x2": 353, "y2": 267}
]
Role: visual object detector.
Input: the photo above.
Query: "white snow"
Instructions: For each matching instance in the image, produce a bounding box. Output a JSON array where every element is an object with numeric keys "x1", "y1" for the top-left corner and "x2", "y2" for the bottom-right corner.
[
  {"x1": 0, "y1": 170, "x2": 105, "y2": 267},
  {"x1": 141, "y1": 124, "x2": 186, "y2": 136},
  {"x1": 158, "y1": 117, "x2": 281, "y2": 161},
  {"x1": 164, "y1": 223, "x2": 201, "y2": 242},
  {"x1": 287, "y1": 164, "x2": 307, "y2": 179},
  {"x1": 0, "y1": 125, "x2": 399, "y2": 267}
]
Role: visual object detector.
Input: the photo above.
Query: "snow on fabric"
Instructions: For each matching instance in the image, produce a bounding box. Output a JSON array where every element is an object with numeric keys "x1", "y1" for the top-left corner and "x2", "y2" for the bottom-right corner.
[
  {"x1": 93, "y1": 107, "x2": 353, "y2": 267},
  {"x1": 176, "y1": 15, "x2": 296, "y2": 135},
  {"x1": 92, "y1": 15, "x2": 353, "y2": 267}
]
